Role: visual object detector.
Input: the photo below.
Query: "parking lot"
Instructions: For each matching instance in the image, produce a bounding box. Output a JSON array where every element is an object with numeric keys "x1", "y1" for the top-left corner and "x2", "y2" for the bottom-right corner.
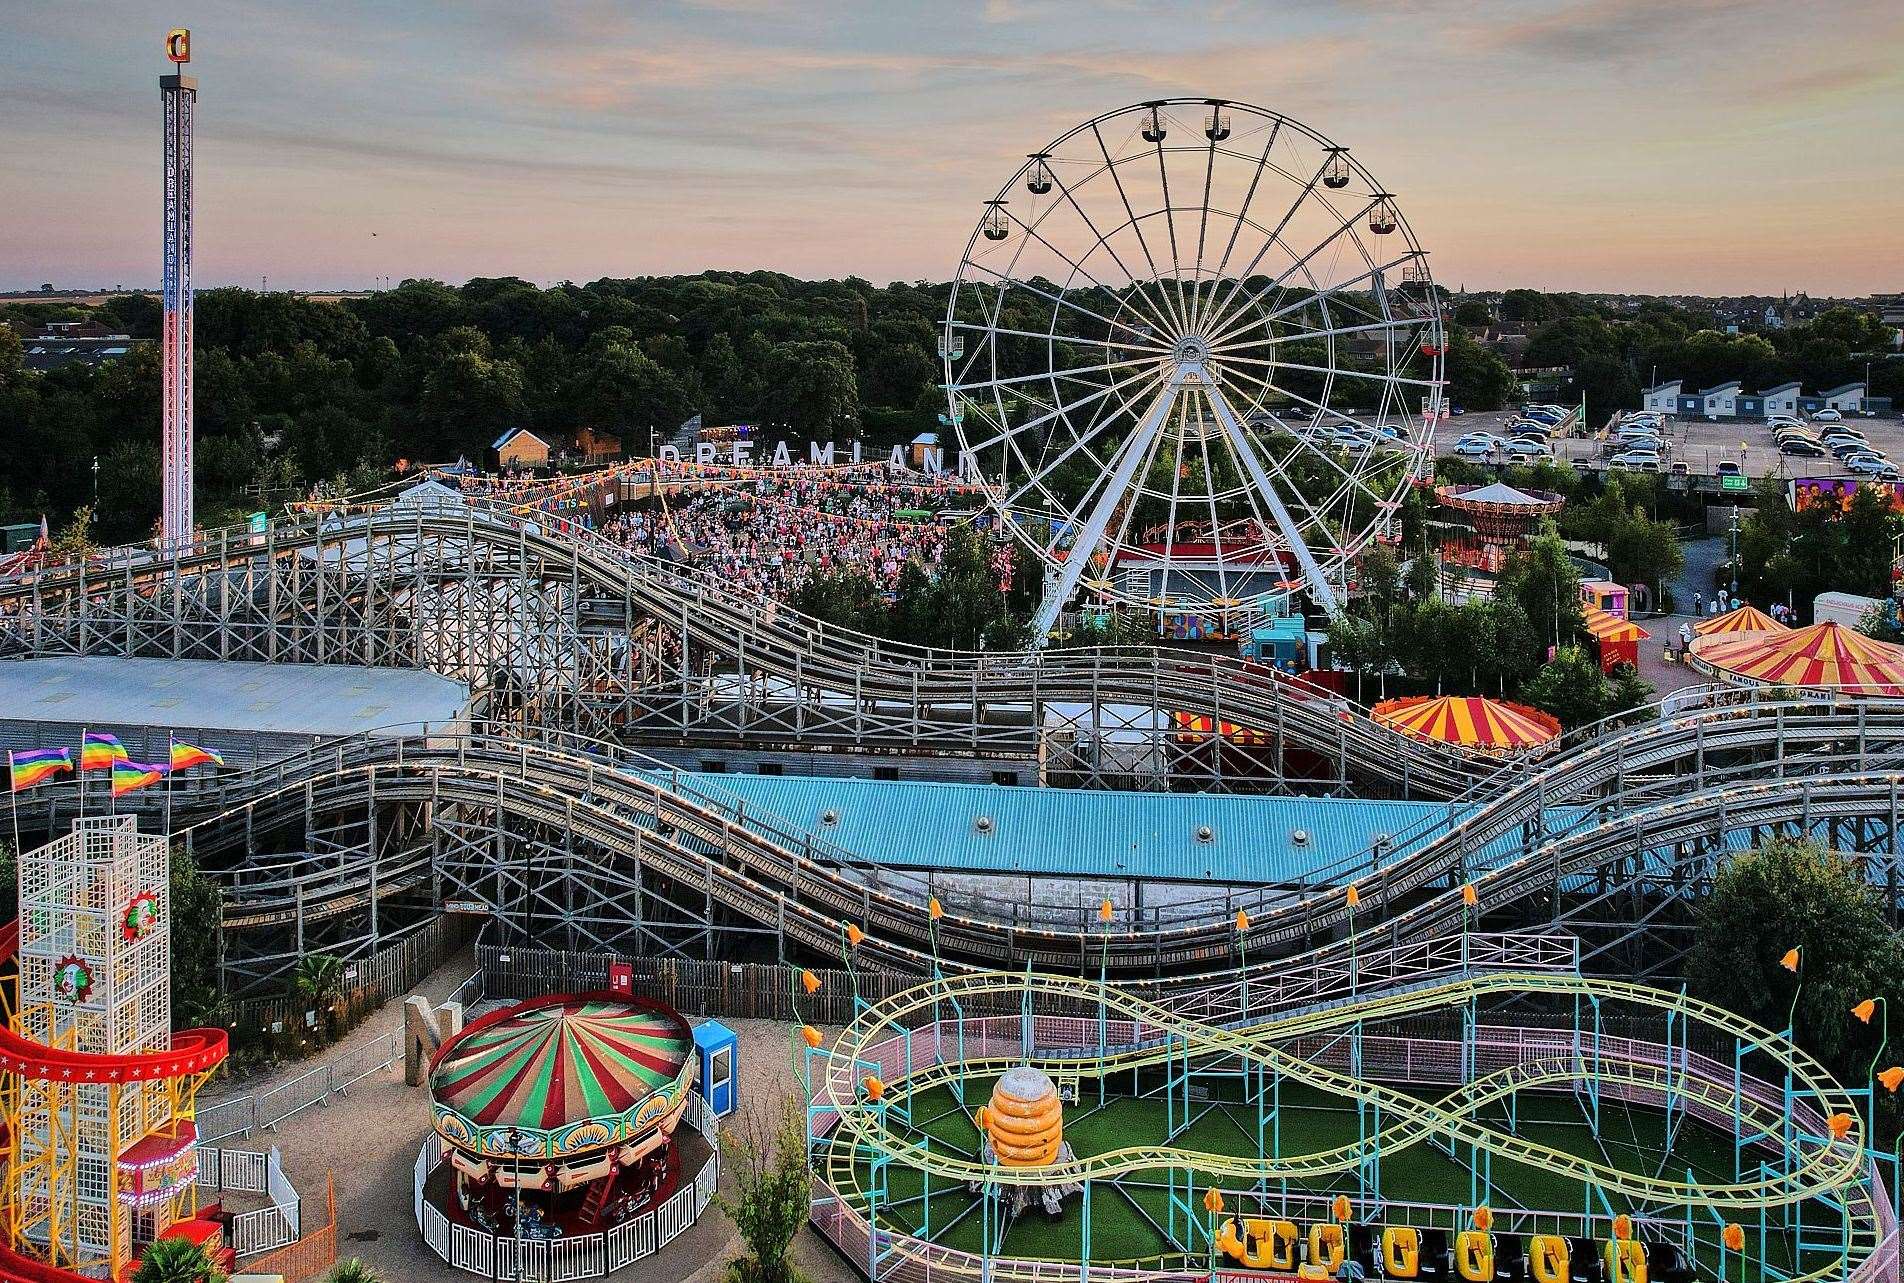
[{"x1": 1430, "y1": 409, "x2": 1904, "y2": 481}]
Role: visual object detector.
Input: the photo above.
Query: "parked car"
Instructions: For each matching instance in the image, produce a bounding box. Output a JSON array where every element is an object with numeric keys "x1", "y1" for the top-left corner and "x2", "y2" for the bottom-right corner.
[
  {"x1": 1829, "y1": 439, "x2": 1871, "y2": 460},
  {"x1": 1780, "y1": 439, "x2": 1827, "y2": 457},
  {"x1": 1449, "y1": 404, "x2": 1467, "y2": 416},
  {"x1": 1716, "y1": 460, "x2": 1744, "y2": 478},
  {"x1": 1610, "y1": 453, "x2": 1661, "y2": 472},
  {"x1": 1453, "y1": 438, "x2": 1498, "y2": 458},
  {"x1": 1503, "y1": 439, "x2": 1551, "y2": 459},
  {"x1": 1848, "y1": 455, "x2": 1895, "y2": 476},
  {"x1": 1669, "y1": 461, "x2": 1691, "y2": 478},
  {"x1": 1814, "y1": 408, "x2": 1844, "y2": 422}
]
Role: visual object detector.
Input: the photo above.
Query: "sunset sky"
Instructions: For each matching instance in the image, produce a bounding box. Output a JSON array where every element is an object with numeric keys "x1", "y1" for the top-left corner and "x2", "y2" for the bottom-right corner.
[{"x1": 4, "y1": 0, "x2": 1900, "y2": 296}]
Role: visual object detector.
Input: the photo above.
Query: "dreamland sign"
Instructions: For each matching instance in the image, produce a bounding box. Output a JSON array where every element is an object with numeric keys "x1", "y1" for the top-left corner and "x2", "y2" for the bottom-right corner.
[{"x1": 657, "y1": 438, "x2": 979, "y2": 478}]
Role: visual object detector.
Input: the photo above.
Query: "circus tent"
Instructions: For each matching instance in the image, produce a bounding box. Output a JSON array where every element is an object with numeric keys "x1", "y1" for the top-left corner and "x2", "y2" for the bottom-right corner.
[
  {"x1": 1689, "y1": 620, "x2": 1904, "y2": 697},
  {"x1": 1694, "y1": 604, "x2": 1789, "y2": 637},
  {"x1": 1370, "y1": 695, "x2": 1562, "y2": 755}
]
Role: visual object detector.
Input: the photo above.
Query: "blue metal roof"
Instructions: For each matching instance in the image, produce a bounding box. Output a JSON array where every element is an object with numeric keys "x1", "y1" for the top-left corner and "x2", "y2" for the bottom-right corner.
[{"x1": 647, "y1": 771, "x2": 1539, "y2": 885}]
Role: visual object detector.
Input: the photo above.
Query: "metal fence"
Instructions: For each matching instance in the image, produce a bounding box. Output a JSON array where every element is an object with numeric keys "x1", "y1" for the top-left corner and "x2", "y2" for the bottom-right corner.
[
  {"x1": 417, "y1": 1093, "x2": 721, "y2": 1281},
  {"x1": 198, "y1": 1145, "x2": 268, "y2": 1194},
  {"x1": 196, "y1": 1028, "x2": 403, "y2": 1143},
  {"x1": 224, "y1": 1147, "x2": 303, "y2": 1256}
]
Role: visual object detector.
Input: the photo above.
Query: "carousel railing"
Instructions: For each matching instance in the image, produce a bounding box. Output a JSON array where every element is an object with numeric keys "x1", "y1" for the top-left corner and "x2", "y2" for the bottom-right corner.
[{"x1": 416, "y1": 1092, "x2": 722, "y2": 1282}]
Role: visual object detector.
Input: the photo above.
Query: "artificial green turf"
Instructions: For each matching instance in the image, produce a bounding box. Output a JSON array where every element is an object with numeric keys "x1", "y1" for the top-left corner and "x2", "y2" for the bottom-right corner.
[{"x1": 834, "y1": 1073, "x2": 1810, "y2": 1275}]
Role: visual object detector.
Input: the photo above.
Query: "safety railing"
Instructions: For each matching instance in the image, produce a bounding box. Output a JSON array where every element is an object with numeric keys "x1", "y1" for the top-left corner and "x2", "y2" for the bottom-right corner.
[
  {"x1": 416, "y1": 1093, "x2": 721, "y2": 1281},
  {"x1": 195, "y1": 1028, "x2": 402, "y2": 1143}
]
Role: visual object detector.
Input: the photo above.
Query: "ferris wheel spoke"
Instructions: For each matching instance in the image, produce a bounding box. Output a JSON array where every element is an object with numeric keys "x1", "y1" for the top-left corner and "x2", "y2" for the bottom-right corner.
[
  {"x1": 1195, "y1": 153, "x2": 1338, "y2": 343},
  {"x1": 1039, "y1": 164, "x2": 1186, "y2": 343},
  {"x1": 1029, "y1": 378, "x2": 1183, "y2": 637},
  {"x1": 1218, "y1": 367, "x2": 1399, "y2": 509},
  {"x1": 1150, "y1": 128, "x2": 1193, "y2": 334},
  {"x1": 1003, "y1": 365, "x2": 1172, "y2": 509},
  {"x1": 959, "y1": 261, "x2": 1166, "y2": 349},
  {"x1": 994, "y1": 205, "x2": 1184, "y2": 344},
  {"x1": 1090, "y1": 123, "x2": 1191, "y2": 335},
  {"x1": 1196, "y1": 121, "x2": 1284, "y2": 337},
  {"x1": 1204, "y1": 383, "x2": 1340, "y2": 613},
  {"x1": 1202, "y1": 196, "x2": 1382, "y2": 351},
  {"x1": 1203, "y1": 315, "x2": 1425, "y2": 355},
  {"x1": 948, "y1": 353, "x2": 1166, "y2": 396},
  {"x1": 949, "y1": 319, "x2": 1171, "y2": 360},
  {"x1": 1220, "y1": 356, "x2": 1442, "y2": 392},
  {"x1": 1187, "y1": 126, "x2": 1221, "y2": 344},
  {"x1": 1253, "y1": 251, "x2": 1423, "y2": 329},
  {"x1": 959, "y1": 362, "x2": 1162, "y2": 457}
]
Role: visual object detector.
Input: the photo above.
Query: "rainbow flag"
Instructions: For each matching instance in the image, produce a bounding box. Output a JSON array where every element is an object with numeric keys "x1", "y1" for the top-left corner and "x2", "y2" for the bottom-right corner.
[
  {"x1": 110, "y1": 759, "x2": 169, "y2": 798},
  {"x1": 9, "y1": 747, "x2": 74, "y2": 792},
  {"x1": 79, "y1": 732, "x2": 129, "y2": 772},
  {"x1": 169, "y1": 742, "x2": 225, "y2": 772}
]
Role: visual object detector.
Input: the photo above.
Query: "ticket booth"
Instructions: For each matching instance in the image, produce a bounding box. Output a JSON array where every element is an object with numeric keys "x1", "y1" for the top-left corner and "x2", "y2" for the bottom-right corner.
[{"x1": 694, "y1": 1019, "x2": 738, "y2": 1118}]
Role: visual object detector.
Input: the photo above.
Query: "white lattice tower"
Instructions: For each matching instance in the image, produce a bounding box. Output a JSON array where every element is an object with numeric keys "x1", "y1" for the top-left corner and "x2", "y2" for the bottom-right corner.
[{"x1": 12, "y1": 816, "x2": 173, "y2": 1272}]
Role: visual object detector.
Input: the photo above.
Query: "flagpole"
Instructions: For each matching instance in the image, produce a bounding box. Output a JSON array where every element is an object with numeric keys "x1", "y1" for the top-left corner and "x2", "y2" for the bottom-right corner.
[
  {"x1": 164, "y1": 733, "x2": 175, "y2": 837},
  {"x1": 9, "y1": 756, "x2": 20, "y2": 860},
  {"x1": 77, "y1": 725, "x2": 87, "y2": 823}
]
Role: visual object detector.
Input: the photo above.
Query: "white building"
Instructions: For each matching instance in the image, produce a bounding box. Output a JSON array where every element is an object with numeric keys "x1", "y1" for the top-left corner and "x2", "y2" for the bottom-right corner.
[
  {"x1": 1822, "y1": 382, "x2": 1866, "y2": 413},
  {"x1": 1698, "y1": 381, "x2": 1741, "y2": 419},
  {"x1": 1760, "y1": 382, "x2": 1802, "y2": 417},
  {"x1": 1641, "y1": 379, "x2": 1681, "y2": 413}
]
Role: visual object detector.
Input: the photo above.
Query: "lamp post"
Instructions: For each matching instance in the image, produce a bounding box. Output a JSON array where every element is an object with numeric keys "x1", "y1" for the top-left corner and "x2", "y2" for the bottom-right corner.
[{"x1": 91, "y1": 455, "x2": 99, "y2": 509}]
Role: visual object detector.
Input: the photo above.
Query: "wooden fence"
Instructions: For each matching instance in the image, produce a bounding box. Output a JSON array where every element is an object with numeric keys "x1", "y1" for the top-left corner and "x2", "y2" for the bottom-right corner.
[
  {"x1": 231, "y1": 914, "x2": 468, "y2": 1031},
  {"x1": 476, "y1": 944, "x2": 931, "y2": 1023}
]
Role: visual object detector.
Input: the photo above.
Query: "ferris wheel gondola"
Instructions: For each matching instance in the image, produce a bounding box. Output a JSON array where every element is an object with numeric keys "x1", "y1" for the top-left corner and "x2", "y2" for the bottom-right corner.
[{"x1": 943, "y1": 99, "x2": 1444, "y2": 638}]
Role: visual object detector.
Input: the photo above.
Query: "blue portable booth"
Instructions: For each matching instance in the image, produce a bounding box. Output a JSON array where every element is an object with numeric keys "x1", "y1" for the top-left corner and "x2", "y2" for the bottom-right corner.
[{"x1": 693, "y1": 1019, "x2": 738, "y2": 1118}]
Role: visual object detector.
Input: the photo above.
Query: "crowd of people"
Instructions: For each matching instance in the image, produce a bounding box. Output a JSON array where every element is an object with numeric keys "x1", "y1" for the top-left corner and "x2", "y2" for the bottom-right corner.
[{"x1": 601, "y1": 467, "x2": 1015, "y2": 602}]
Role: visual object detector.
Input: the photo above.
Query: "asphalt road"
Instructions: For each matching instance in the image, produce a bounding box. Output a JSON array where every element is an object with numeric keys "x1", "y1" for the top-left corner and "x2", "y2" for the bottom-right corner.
[{"x1": 1429, "y1": 411, "x2": 1904, "y2": 481}]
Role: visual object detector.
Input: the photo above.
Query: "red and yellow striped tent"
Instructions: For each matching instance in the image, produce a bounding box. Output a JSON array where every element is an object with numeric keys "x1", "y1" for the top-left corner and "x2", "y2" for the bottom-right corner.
[
  {"x1": 1693, "y1": 603, "x2": 1789, "y2": 637},
  {"x1": 1370, "y1": 695, "x2": 1562, "y2": 756},
  {"x1": 1582, "y1": 605, "x2": 1650, "y2": 672},
  {"x1": 1689, "y1": 620, "x2": 1904, "y2": 697}
]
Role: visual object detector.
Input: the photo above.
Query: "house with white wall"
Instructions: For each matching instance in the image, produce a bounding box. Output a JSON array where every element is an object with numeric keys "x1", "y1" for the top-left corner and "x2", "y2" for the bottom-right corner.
[
  {"x1": 1821, "y1": 382, "x2": 1866, "y2": 413},
  {"x1": 1760, "y1": 383, "x2": 1802, "y2": 417},
  {"x1": 1641, "y1": 380, "x2": 1681, "y2": 413}
]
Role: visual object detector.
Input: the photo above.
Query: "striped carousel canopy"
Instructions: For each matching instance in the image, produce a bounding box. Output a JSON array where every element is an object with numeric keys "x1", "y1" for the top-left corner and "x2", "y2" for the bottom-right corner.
[
  {"x1": 1693, "y1": 603, "x2": 1789, "y2": 637},
  {"x1": 1690, "y1": 621, "x2": 1904, "y2": 697},
  {"x1": 429, "y1": 994, "x2": 695, "y2": 1159},
  {"x1": 1369, "y1": 695, "x2": 1562, "y2": 754}
]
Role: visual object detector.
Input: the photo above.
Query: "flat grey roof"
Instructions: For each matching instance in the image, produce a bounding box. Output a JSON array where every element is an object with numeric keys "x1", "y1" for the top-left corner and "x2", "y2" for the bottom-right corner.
[{"x1": 0, "y1": 657, "x2": 470, "y2": 738}]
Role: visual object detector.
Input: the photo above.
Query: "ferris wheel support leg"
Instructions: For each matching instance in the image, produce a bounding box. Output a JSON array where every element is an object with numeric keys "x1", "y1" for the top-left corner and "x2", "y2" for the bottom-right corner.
[
  {"x1": 1204, "y1": 385, "x2": 1342, "y2": 614},
  {"x1": 1030, "y1": 380, "x2": 1181, "y2": 641}
]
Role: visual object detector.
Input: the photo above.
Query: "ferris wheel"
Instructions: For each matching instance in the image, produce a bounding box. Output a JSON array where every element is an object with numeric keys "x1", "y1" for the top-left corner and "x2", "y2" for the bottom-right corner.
[{"x1": 943, "y1": 99, "x2": 1444, "y2": 637}]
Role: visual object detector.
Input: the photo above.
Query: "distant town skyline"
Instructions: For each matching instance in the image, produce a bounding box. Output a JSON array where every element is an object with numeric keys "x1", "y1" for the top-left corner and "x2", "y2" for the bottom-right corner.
[{"x1": 4, "y1": 0, "x2": 1901, "y2": 297}]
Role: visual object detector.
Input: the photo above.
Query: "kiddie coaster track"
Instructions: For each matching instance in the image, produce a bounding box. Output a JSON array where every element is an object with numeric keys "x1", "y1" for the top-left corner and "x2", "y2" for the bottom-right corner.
[
  {"x1": 4, "y1": 497, "x2": 1904, "y2": 990},
  {"x1": 805, "y1": 962, "x2": 1896, "y2": 1282}
]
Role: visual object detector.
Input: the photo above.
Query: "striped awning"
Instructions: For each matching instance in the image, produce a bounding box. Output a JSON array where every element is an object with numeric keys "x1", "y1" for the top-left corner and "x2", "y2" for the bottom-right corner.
[
  {"x1": 1689, "y1": 621, "x2": 1904, "y2": 697},
  {"x1": 1172, "y1": 710, "x2": 1271, "y2": 746},
  {"x1": 1370, "y1": 695, "x2": 1561, "y2": 754},
  {"x1": 1583, "y1": 605, "x2": 1649, "y2": 643},
  {"x1": 1694, "y1": 604, "x2": 1789, "y2": 637}
]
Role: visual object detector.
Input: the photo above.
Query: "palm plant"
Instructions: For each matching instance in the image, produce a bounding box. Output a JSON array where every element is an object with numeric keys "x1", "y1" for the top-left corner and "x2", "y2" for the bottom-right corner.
[
  {"x1": 325, "y1": 1260, "x2": 387, "y2": 1283},
  {"x1": 132, "y1": 1236, "x2": 224, "y2": 1283}
]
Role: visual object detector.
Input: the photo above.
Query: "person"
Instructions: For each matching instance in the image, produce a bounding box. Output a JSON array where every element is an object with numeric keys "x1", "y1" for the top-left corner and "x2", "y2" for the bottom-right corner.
[
  {"x1": 1718, "y1": 588, "x2": 1730, "y2": 612},
  {"x1": 1708, "y1": 598, "x2": 1720, "y2": 617},
  {"x1": 1693, "y1": 591, "x2": 1704, "y2": 617},
  {"x1": 1679, "y1": 621, "x2": 1693, "y2": 654}
]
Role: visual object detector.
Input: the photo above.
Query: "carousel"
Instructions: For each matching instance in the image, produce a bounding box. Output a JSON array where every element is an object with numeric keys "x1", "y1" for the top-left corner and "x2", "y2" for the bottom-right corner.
[
  {"x1": 426, "y1": 994, "x2": 699, "y2": 1240},
  {"x1": 1689, "y1": 620, "x2": 1904, "y2": 698},
  {"x1": 1371, "y1": 694, "x2": 1563, "y2": 757},
  {"x1": 1434, "y1": 482, "x2": 1565, "y2": 581},
  {"x1": 1694, "y1": 602, "x2": 1789, "y2": 638}
]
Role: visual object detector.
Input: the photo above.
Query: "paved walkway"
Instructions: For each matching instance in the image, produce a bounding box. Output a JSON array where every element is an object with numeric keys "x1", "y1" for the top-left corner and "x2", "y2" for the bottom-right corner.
[{"x1": 224, "y1": 949, "x2": 822, "y2": 1283}]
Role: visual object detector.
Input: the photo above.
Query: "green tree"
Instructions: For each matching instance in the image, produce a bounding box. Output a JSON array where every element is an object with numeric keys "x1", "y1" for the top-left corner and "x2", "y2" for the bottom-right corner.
[
  {"x1": 1451, "y1": 299, "x2": 1491, "y2": 330},
  {"x1": 132, "y1": 1235, "x2": 226, "y2": 1283},
  {"x1": 570, "y1": 337, "x2": 689, "y2": 437},
  {"x1": 420, "y1": 350, "x2": 526, "y2": 459},
  {"x1": 1499, "y1": 527, "x2": 1583, "y2": 653},
  {"x1": 791, "y1": 568, "x2": 886, "y2": 635},
  {"x1": 172, "y1": 846, "x2": 226, "y2": 1029},
  {"x1": 0, "y1": 324, "x2": 21, "y2": 381},
  {"x1": 1518, "y1": 644, "x2": 1610, "y2": 728},
  {"x1": 1443, "y1": 329, "x2": 1515, "y2": 411},
  {"x1": 1688, "y1": 838, "x2": 1904, "y2": 1086},
  {"x1": 714, "y1": 1093, "x2": 812, "y2": 1283}
]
